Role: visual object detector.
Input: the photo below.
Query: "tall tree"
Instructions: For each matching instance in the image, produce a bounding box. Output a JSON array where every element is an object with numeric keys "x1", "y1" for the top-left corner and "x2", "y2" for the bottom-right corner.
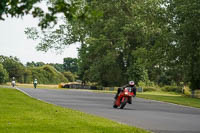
[
  {"x1": 167, "y1": 0, "x2": 200, "y2": 92},
  {"x1": 26, "y1": 0, "x2": 169, "y2": 86}
]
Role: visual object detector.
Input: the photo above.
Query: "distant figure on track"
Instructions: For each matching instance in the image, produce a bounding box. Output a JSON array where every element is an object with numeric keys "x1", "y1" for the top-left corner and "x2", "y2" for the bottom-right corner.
[
  {"x1": 33, "y1": 79, "x2": 38, "y2": 89},
  {"x1": 11, "y1": 77, "x2": 16, "y2": 87}
]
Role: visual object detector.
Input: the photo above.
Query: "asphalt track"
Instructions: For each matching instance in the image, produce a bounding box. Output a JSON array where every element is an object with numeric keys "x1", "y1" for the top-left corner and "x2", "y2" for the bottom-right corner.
[{"x1": 18, "y1": 88, "x2": 200, "y2": 133}]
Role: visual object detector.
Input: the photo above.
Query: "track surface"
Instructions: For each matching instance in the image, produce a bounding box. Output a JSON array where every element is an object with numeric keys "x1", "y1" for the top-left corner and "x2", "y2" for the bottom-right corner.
[{"x1": 19, "y1": 88, "x2": 200, "y2": 133}]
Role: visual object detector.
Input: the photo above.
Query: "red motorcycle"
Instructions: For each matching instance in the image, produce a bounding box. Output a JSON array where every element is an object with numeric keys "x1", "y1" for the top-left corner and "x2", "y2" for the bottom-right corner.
[{"x1": 113, "y1": 87, "x2": 134, "y2": 109}]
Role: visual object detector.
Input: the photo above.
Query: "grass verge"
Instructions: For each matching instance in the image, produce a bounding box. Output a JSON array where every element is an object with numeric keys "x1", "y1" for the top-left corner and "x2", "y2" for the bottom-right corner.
[
  {"x1": 2, "y1": 83, "x2": 63, "y2": 89},
  {"x1": 137, "y1": 91, "x2": 200, "y2": 108},
  {"x1": 0, "y1": 87, "x2": 149, "y2": 133},
  {"x1": 18, "y1": 83, "x2": 60, "y2": 89}
]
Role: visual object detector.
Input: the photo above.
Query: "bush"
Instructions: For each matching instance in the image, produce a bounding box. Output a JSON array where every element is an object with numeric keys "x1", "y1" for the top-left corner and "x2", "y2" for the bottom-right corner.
[
  {"x1": 23, "y1": 69, "x2": 33, "y2": 83},
  {"x1": 0, "y1": 64, "x2": 8, "y2": 84},
  {"x1": 143, "y1": 87, "x2": 157, "y2": 92},
  {"x1": 138, "y1": 81, "x2": 155, "y2": 87},
  {"x1": 138, "y1": 81, "x2": 157, "y2": 92},
  {"x1": 183, "y1": 86, "x2": 191, "y2": 96},
  {"x1": 30, "y1": 65, "x2": 68, "y2": 84},
  {"x1": 161, "y1": 86, "x2": 182, "y2": 93},
  {"x1": 63, "y1": 71, "x2": 76, "y2": 82}
]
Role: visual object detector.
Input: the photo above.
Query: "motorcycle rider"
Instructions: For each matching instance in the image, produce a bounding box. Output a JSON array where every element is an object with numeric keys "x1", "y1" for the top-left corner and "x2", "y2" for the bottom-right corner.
[
  {"x1": 33, "y1": 79, "x2": 38, "y2": 89},
  {"x1": 114, "y1": 81, "x2": 137, "y2": 104}
]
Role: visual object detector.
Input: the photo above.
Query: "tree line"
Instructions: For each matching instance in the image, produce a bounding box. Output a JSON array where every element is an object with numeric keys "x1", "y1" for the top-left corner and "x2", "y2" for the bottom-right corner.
[
  {"x1": 0, "y1": 56, "x2": 78, "y2": 84},
  {"x1": 0, "y1": 0, "x2": 200, "y2": 92}
]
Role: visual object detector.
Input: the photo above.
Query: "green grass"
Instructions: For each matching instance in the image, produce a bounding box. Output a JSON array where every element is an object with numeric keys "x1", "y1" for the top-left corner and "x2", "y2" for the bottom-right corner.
[
  {"x1": 0, "y1": 88, "x2": 149, "y2": 133},
  {"x1": 137, "y1": 91, "x2": 200, "y2": 108}
]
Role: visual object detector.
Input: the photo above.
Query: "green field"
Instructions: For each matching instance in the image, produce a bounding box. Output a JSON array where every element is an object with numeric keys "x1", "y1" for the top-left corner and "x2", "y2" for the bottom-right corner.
[
  {"x1": 137, "y1": 92, "x2": 200, "y2": 108},
  {"x1": 0, "y1": 87, "x2": 149, "y2": 133}
]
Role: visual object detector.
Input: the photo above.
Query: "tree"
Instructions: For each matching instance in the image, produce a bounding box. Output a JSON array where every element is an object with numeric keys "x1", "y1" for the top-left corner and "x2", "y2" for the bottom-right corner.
[
  {"x1": 127, "y1": 48, "x2": 149, "y2": 84},
  {"x1": 26, "y1": 61, "x2": 45, "y2": 67},
  {"x1": 24, "y1": 0, "x2": 200, "y2": 91},
  {"x1": 49, "y1": 63, "x2": 65, "y2": 72},
  {"x1": 0, "y1": 56, "x2": 26, "y2": 83},
  {"x1": 63, "y1": 57, "x2": 78, "y2": 73},
  {"x1": 0, "y1": 64, "x2": 8, "y2": 84},
  {"x1": 167, "y1": 0, "x2": 200, "y2": 93},
  {"x1": 26, "y1": 0, "x2": 168, "y2": 86},
  {"x1": 0, "y1": 0, "x2": 86, "y2": 29},
  {"x1": 76, "y1": 0, "x2": 168, "y2": 86}
]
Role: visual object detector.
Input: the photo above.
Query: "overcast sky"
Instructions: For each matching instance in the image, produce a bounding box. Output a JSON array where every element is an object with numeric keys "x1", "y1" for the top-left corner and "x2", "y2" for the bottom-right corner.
[{"x1": 0, "y1": 15, "x2": 78, "y2": 64}]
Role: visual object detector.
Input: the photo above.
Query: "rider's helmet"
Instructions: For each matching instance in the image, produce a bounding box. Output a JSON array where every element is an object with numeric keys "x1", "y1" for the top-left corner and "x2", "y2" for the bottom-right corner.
[{"x1": 129, "y1": 81, "x2": 135, "y2": 86}]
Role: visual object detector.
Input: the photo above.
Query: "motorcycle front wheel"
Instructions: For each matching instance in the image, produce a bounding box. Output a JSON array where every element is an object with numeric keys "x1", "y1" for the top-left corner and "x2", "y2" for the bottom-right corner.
[
  {"x1": 113, "y1": 100, "x2": 118, "y2": 108},
  {"x1": 120, "y1": 97, "x2": 127, "y2": 109},
  {"x1": 34, "y1": 84, "x2": 37, "y2": 88},
  {"x1": 12, "y1": 83, "x2": 15, "y2": 87}
]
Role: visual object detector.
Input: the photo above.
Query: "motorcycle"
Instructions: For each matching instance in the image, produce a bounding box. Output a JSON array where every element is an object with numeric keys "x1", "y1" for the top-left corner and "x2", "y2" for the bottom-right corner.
[
  {"x1": 113, "y1": 87, "x2": 134, "y2": 109},
  {"x1": 34, "y1": 83, "x2": 37, "y2": 89},
  {"x1": 11, "y1": 81, "x2": 16, "y2": 87}
]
